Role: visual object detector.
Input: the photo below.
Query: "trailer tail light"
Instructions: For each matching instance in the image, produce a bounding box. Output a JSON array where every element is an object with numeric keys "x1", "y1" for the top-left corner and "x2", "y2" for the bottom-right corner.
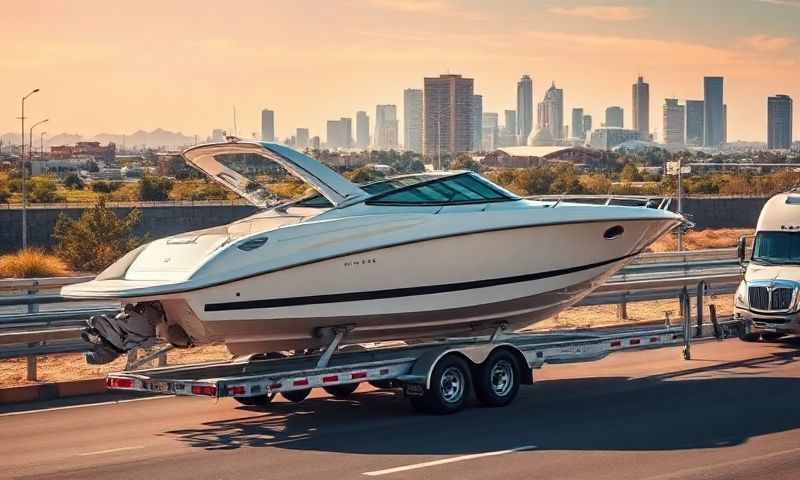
[
  {"x1": 630, "y1": 339, "x2": 641, "y2": 345},
  {"x1": 293, "y1": 378, "x2": 309, "y2": 387},
  {"x1": 269, "y1": 383, "x2": 282, "y2": 390},
  {"x1": 229, "y1": 385, "x2": 246, "y2": 396},
  {"x1": 650, "y1": 337, "x2": 659, "y2": 343},
  {"x1": 191, "y1": 385, "x2": 217, "y2": 396},
  {"x1": 610, "y1": 341, "x2": 621, "y2": 348},
  {"x1": 379, "y1": 368, "x2": 390, "y2": 375},
  {"x1": 351, "y1": 371, "x2": 367, "y2": 380},
  {"x1": 322, "y1": 375, "x2": 338, "y2": 383},
  {"x1": 106, "y1": 377, "x2": 134, "y2": 389}
]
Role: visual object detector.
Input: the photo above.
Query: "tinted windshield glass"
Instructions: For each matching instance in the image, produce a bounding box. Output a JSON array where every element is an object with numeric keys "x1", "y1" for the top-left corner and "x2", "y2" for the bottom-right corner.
[
  {"x1": 753, "y1": 232, "x2": 800, "y2": 264},
  {"x1": 292, "y1": 175, "x2": 436, "y2": 208},
  {"x1": 367, "y1": 173, "x2": 515, "y2": 205}
]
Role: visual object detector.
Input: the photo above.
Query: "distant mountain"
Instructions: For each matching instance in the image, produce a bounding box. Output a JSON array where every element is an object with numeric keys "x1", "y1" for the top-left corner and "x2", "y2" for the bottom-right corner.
[{"x1": 0, "y1": 129, "x2": 199, "y2": 149}]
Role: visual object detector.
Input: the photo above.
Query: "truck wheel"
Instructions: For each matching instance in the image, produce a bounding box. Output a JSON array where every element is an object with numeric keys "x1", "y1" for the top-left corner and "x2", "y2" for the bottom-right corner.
[
  {"x1": 762, "y1": 332, "x2": 787, "y2": 342},
  {"x1": 474, "y1": 350, "x2": 520, "y2": 408},
  {"x1": 282, "y1": 388, "x2": 311, "y2": 402},
  {"x1": 410, "y1": 354, "x2": 471, "y2": 415},
  {"x1": 234, "y1": 394, "x2": 274, "y2": 406},
  {"x1": 323, "y1": 383, "x2": 359, "y2": 398}
]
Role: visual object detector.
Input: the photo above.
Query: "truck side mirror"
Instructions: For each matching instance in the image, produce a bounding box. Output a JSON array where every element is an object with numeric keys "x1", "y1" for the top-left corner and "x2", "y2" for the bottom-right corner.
[{"x1": 737, "y1": 237, "x2": 747, "y2": 265}]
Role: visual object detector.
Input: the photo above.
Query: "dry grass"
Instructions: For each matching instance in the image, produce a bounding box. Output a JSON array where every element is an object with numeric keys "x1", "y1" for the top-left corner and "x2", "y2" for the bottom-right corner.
[
  {"x1": 649, "y1": 229, "x2": 754, "y2": 252},
  {"x1": 0, "y1": 249, "x2": 69, "y2": 278}
]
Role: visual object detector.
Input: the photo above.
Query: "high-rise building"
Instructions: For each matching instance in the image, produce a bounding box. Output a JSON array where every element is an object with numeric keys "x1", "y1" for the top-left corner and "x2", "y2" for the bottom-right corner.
[
  {"x1": 356, "y1": 111, "x2": 370, "y2": 149},
  {"x1": 704, "y1": 76, "x2": 724, "y2": 147},
  {"x1": 632, "y1": 76, "x2": 650, "y2": 140},
  {"x1": 423, "y1": 74, "x2": 474, "y2": 162},
  {"x1": 296, "y1": 128, "x2": 310, "y2": 149},
  {"x1": 261, "y1": 109, "x2": 275, "y2": 142},
  {"x1": 471, "y1": 95, "x2": 483, "y2": 151},
  {"x1": 310, "y1": 136, "x2": 321, "y2": 150},
  {"x1": 326, "y1": 118, "x2": 352, "y2": 149},
  {"x1": 685, "y1": 100, "x2": 704, "y2": 146},
  {"x1": 341, "y1": 117, "x2": 352, "y2": 148},
  {"x1": 516, "y1": 75, "x2": 533, "y2": 143},
  {"x1": 403, "y1": 89, "x2": 423, "y2": 153},
  {"x1": 375, "y1": 105, "x2": 399, "y2": 149},
  {"x1": 768, "y1": 94, "x2": 793, "y2": 149},
  {"x1": 663, "y1": 99, "x2": 685, "y2": 146},
  {"x1": 571, "y1": 108, "x2": 585, "y2": 140},
  {"x1": 589, "y1": 127, "x2": 641, "y2": 150},
  {"x1": 503, "y1": 110, "x2": 517, "y2": 137},
  {"x1": 723, "y1": 104, "x2": 728, "y2": 144},
  {"x1": 583, "y1": 115, "x2": 593, "y2": 137},
  {"x1": 482, "y1": 112, "x2": 499, "y2": 151},
  {"x1": 605, "y1": 106, "x2": 624, "y2": 128},
  {"x1": 536, "y1": 82, "x2": 564, "y2": 141}
]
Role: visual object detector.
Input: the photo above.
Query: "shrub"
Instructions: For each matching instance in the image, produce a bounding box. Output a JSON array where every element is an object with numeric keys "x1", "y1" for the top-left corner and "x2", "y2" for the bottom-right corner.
[
  {"x1": 0, "y1": 249, "x2": 68, "y2": 278},
  {"x1": 450, "y1": 154, "x2": 483, "y2": 172},
  {"x1": 0, "y1": 184, "x2": 10, "y2": 203},
  {"x1": 91, "y1": 180, "x2": 113, "y2": 193},
  {"x1": 63, "y1": 173, "x2": 85, "y2": 190},
  {"x1": 29, "y1": 177, "x2": 66, "y2": 203},
  {"x1": 53, "y1": 199, "x2": 144, "y2": 272},
  {"x1": 139, "y1": 175, "x2": 174, "y2": 201}
]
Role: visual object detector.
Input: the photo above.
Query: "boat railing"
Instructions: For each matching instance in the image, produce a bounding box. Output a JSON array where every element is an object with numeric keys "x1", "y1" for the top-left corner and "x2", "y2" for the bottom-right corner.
[{"x1": 526, "y1": 194, "x2": 672, "y2": 210}]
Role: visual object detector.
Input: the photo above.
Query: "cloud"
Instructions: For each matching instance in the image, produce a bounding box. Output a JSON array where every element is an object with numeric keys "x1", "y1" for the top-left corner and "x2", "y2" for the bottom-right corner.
[
  {"x1": 547, "y1": 5, "x2": 648, "y2": 22},
  {"x1": 756, "y1": 0, "x2": 800, "y2": 6},
  {"x1": 738, "y1": 34, "x2": 797, "y2": 51},
  {"x1": 366, "y1": 0, "x2": 448, "y2": 13}
]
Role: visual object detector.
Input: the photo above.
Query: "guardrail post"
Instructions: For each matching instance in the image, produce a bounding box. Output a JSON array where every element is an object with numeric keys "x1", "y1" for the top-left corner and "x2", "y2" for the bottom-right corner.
[
  {"x1": 26, "y1": 282, "x2": 40, "y2": 381},
  {"x1": 616, "y1": 301, "x2": 628, "y2": 321},
  {"x1": 125, "y1": 348, "x2": 138, "y2": 370},
  {"x1": 695, "y1": 281, "x2": 706, "y2": 338},
  {"x1": 681, "y1": 286, "x2": 691, "y2": 360},
  {"x1": 158, "y1": 350, "x2": 168, "y2": 367}
]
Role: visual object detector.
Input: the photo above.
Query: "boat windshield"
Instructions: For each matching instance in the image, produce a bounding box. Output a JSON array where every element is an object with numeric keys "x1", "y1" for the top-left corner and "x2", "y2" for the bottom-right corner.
[
  {"x1": 365, "y1": 172, "x2": 519, "y2": 206},
  {"x1": 752, "y1": 231, "x2": 800, "y2": 265},
  {"x1": 291, "y1": 175, "x2": 439, "y2": 208}
]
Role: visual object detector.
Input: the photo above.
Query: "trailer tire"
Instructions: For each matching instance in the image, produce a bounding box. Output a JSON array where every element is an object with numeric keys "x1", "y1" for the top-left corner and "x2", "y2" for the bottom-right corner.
[
  {"x1": 234, "y1": 394, "x2": 274, "y2": 406},
  {"x1": 474, "y1": 349, "x2": 520, "y2": 407},
  {"x1": 282, "y1": 389, "x2": 311, "y2": 402},
  {"x1": 410, "y1": 354, "x2": 471, "y2": 415},
  {"x1": 323, "y1": 383, "x2": 359, "y2": 398}
]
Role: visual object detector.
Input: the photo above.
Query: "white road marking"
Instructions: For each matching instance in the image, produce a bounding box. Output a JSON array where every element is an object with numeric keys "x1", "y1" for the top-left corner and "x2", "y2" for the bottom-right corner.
[
  {"x1": 78, "y1": 445, "x2": 146, "y2": 456},
  {"x1": 362, "y1": 445, "x2": 537, "y2": 476},
  {"x1": 0, "y1": 395, "x2": 176, "y2": 417}
]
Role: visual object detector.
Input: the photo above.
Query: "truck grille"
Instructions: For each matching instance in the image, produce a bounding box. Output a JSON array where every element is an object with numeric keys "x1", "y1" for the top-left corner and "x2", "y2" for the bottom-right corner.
[{"x1": 748, "y1": 286, "x2": 795, "y2": 311}]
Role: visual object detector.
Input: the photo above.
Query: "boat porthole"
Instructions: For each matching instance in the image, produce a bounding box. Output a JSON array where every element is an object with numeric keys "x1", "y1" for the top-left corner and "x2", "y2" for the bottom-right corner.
[{"x1": 603, "y1": 225, "x2": 624, "y2": 240}]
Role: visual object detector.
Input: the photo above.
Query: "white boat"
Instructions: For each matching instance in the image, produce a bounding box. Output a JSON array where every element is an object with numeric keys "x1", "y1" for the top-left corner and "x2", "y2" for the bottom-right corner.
[{"x1": 62, "y1": 140, "x2": 683, "y2": 363}]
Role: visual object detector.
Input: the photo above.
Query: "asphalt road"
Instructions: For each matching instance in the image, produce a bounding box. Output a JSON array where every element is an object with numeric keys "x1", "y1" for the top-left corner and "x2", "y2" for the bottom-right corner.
[{"x1": 3, "y1": 337, "x2": 800, "y2": 480}]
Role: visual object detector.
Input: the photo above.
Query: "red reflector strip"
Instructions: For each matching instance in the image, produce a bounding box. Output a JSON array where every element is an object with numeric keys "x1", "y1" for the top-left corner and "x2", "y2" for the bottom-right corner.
[
  {"x1": 650, "y1": 337, "x2": 659, "y2": 343},
  {"x1": 379, "y1": 368, "x2": 390, "y2": 375},
  {"x1": 351, "y1": 371, "x2": 367, "y2": 380},
  {"x1": 229, "y1": 386, "x2": 246, "y2": 396},
  {"x1": 269, "y1": 383, "x2": 282, "y2": 390},
  {"x1": 293, "y1": 378, "x2": 309, "y2": 387},
  {"x1": 191, "y1": 385, "x2": 217, "y2": 396},
  {"x1": 107, "y1": 377, "x2": 134, "y2": 389},
  {"x1": 323, "y1": 375, "x2": 338, "y2": 383},
  {"x1": 630, "y1": 339, "x2": 641, "y2": 345},
  {"x1": 610, "y1": 341, "x2": 622, "y2": 347}
]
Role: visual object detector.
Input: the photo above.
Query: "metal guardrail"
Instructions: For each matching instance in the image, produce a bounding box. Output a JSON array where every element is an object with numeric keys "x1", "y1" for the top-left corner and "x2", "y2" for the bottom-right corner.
[
  {"x1": 0, "y1": 249, "x2": 743, "y2": 380},
  {"x1": 0, "y1": 199, "x2": 252, "y2": 209}
]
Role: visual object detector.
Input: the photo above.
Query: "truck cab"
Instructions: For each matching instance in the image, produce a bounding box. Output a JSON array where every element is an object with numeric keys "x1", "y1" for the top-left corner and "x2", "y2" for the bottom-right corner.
[{"x1": 735, "y1": 192, "x2": 800, "y2": 340}]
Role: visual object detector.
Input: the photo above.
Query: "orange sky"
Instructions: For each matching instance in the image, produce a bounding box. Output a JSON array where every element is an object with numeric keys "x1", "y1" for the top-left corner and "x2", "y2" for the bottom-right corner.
[{"x1": 1, "y1": 0, "x2": 798, "y2": 143}]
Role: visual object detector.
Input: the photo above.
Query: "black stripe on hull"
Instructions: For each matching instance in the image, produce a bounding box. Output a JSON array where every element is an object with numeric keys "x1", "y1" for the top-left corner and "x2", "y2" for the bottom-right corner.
[{"x1": 204, "y1": 251, "x2": 638, "y2": 312}]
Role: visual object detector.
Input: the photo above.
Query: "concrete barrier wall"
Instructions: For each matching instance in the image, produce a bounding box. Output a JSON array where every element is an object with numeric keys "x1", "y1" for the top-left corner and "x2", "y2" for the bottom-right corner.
[
  {"x1": 0, "y1": 204, "x2": 258, "y2": 253},
  {"x1": 0, "y1": 196, "x2": 771, "y2": 253}
]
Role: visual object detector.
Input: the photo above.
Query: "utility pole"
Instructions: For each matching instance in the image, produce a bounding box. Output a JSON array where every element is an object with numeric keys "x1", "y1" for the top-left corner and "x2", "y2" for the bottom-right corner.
[
  {"x1": 19, "y1": 88, "x2": 40, "y2": 251},
  {"x1": 676, "y1": 155, "x2": 684, "y2": 251}
]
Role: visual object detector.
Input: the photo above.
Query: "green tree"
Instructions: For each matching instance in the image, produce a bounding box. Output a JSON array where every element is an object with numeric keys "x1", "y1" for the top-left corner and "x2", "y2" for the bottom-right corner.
[
  {"x1": 0, "y1": 184, "x2": 10, "y2": 203},
  {"x1": 347, "y1": 167, "x2": 384, "y2": 184},
  {"x1": 53, "y1": 199, "x2": 144, "y2": 272},
  {"x1": 91, "y1": 181, "x2": 113, "y2": 193},
  {"x1": 620, "y1": 163, "x2": 643, "y2": 182},
  {"x1": 29, "y1": 177, "x2": 65, "y2": 203},
  {"x1": 63, "y1": 173, "x2": 85, "y2": 190},
  {"x1": 450, "y1": 154, "x2": 483, "y2": 172},
  {"x1": 139, "y1": 175, "x2": 174, "y2": 201},
  {"x1": 549, "y1": 164, "x2": 585, "y2": 194}
]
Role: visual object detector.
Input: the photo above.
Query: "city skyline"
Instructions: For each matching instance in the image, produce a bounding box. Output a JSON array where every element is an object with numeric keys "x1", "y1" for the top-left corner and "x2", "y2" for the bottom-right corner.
[{"x1": 2, "y1": 1, "x2": 799, "y2": 143}]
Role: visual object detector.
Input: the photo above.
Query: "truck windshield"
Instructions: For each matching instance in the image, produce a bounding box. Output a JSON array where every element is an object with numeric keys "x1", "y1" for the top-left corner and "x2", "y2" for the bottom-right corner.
[{"x1": 752, "y1": 231, "x2": 800, "y2": 265}]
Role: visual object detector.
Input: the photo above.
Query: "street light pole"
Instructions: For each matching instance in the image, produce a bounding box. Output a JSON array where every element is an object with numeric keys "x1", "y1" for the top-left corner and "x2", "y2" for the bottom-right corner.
[
  {"x1": 19, "y1": 88, "x2": 40, "y2": 251},
  {"x1": 24, "y1": 118, "x2": 48, "y2": 251},
  {"x1": 40, "y1": 131, "x2": 46, "y2": 162}
]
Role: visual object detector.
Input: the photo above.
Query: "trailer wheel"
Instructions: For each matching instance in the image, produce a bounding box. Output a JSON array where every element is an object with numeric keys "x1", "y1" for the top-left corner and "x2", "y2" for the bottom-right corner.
[
  {"x1": 282, "y1": 389, "x2": 311, "y2": 402},
  {"x1": 410, "y1": 354, "x2": 471, "y2": 414},
  {"x1": 323, "y1": 383, "x2": 359, "y2": 398},
  {"x1": 234, "y1": 394, "x2": 274, "y2": 406},
  {"x1": 474, "y1": 350, "x2": 520, "y2": 407}
]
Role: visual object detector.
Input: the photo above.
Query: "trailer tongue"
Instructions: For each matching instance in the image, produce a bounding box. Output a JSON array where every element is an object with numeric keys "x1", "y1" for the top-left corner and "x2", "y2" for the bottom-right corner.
[{"x1": 105, "y1": 318, "x2": 743, "y2": 414}]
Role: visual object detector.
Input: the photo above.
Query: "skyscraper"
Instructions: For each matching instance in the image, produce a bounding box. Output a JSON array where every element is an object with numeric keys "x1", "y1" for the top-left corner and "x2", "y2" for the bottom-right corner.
[
  {"x1": 326, "y1": 118, "x2": 352, "y2": 149},
  {"x1": 571, "y1": 108, "x2": 584, "y2": 140},
  {"x1": 356, "y1": 111, "x2": 370, "y2": 149},
  {"x1": 516, "y1": 75, "x2": 533, "y2": 143},
  {"x1": 261, "y1": 109, "x2": 275, "y2": 142},
  {"x1": 482, "y1": 112, "x2": 499, "y2": 151},
  {"x1": 375, "y1": 105, "x2": 399, "y2": 149},
  {"x1": 685, "y1": 100, "x2": 704, "y2": 146},
  {"x1": 504, "y1": 110, "x2": 517, "y2": 137},
  {"x1": 583, "y1": 115, "x2": 593, "y2": 137},
  {"x1": 632, "y1": 76, "x2": 650, "y2": 140},
  {"x1": 471, "y1": 95, "x2": 483, "y2": 151},
  {"x1": 536, "y1": 82, "x2": 564, "y2": 141},
  {"x1": 341, "y1": 117, "x2": 352, "y2": 148},
  {"x1": 605, "y1": 106, "x2": 624, "y2": 128},
  {"x1": 423, "y1": 74, "x2": 474, "y2": 162},
  {"x1": 663, "y1": 99, "x2": 685, "y2": 146},
  {"x1": 295, "y1": 128, "x2": 310, "y2": 149},
  {"x1": 768, "y1": 95, "x2": 793, "y2": 149},
  {"x1": 704, "y1": 76, "x2": 724, "y2": 147},
  {"x1": 403, "y1": 89, "x2": 423, "y2": 153}
]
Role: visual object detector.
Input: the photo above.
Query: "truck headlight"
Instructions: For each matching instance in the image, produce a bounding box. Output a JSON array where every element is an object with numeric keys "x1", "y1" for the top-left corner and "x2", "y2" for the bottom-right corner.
[{"x1": 735, "y1": 282, "x2": 748, "y2": 308}]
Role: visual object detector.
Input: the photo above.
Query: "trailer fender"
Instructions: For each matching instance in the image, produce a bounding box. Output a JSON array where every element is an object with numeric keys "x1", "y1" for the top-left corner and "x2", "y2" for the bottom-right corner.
[{"x1": 399, "y1": 343, "x2": 530, "y2": 390}]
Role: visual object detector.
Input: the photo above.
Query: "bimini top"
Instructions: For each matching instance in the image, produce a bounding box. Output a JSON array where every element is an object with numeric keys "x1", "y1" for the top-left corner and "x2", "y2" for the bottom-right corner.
[{"x1": 182, "y1": 140, "x2": 368, "y2": 207}]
